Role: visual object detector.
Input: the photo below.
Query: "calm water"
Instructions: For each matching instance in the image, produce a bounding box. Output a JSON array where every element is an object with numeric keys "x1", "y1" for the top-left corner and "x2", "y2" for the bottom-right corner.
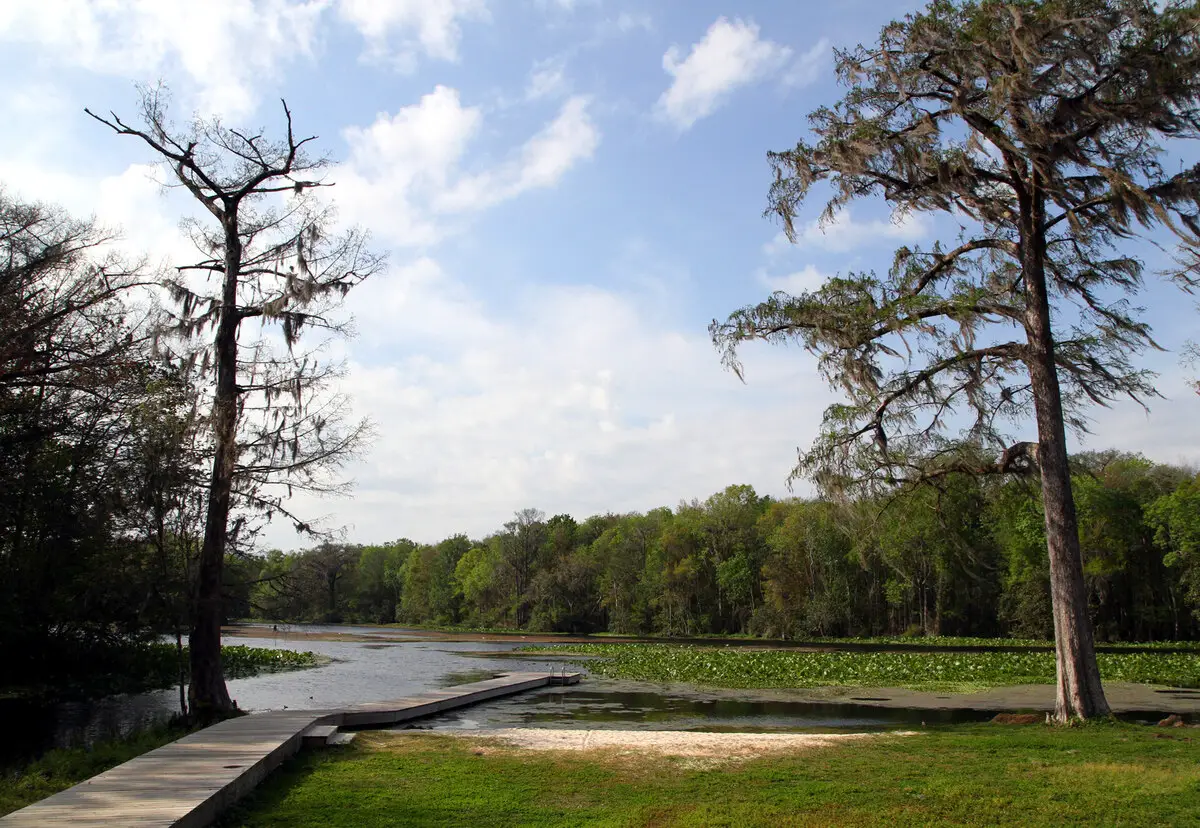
[
  {"x1": 8, "y1": 624, "x2": 1194, "y2": 767},
  {"x1": 401, "y1": 683, "x2": 997, "y2": 733},
  {"x1": 39, "y1": 624, "x2": 1178, "y2": 765},
  {"x1": 3, "y1": 626, "x2": 571, "y2": 764}
]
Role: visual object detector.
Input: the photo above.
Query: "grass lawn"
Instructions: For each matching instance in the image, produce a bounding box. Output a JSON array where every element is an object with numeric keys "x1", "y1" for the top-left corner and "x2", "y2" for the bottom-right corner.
[
  {"x1": 219, "y1": 724, "x2": 1200, "y2": 827},
  {"x1": 531, "y1": 643, "x2": 1200, "y2": 692}
]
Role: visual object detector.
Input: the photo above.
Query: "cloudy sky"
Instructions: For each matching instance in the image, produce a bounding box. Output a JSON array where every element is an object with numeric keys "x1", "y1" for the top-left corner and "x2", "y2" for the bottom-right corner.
[{"x1": 2, "y1": 0, "x2": 1196, "y2": 549}]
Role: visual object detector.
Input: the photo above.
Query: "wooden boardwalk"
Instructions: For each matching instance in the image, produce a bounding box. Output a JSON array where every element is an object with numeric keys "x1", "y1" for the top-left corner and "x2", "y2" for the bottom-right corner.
[{"x1": 1, "y1": 671, "x2": 580, "y2": 828}]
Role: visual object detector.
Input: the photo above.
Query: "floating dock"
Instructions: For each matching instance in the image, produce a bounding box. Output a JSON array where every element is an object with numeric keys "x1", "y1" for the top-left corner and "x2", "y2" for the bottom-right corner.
[{"x1": 1, "y1": 671, "x2": 580, "y2": 827}]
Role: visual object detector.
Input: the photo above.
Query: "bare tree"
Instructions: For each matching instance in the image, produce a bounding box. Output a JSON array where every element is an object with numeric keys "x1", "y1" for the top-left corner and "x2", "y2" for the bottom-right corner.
[
  {"x1": 711, "y1": 0, "x2": 1200, "y2": 720},
  {"x1": 87, "y1": 88, "x2": 385, "y2": 719},
  {"x1": 502, "y1": 508, "x2": 547, "y2": 626}
]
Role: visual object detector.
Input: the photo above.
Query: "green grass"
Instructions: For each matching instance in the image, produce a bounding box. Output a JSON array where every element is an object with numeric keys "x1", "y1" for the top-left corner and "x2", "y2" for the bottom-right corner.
[
  {"x1": 0, "y1": 722, "x2": 196, "y2": 816},
  {"x1": 219, "y1": 725, "x2": 1200, "y2": 827},
  {"x1": 529, "y1": 643, "x2": 1200, "y2": 691}
]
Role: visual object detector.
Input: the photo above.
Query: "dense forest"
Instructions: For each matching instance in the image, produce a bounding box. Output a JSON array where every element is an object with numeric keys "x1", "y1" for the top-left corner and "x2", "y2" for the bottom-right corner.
[{"x1": 240, "y1": 456, "x2": 1200, "y2": 643}]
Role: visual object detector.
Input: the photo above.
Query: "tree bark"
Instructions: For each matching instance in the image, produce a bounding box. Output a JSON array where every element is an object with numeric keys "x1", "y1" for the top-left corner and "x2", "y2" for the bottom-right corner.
[
  {"x1": 188, "y1": 213, "x2": 241, "y2": 720},
  {"x1": 1020, "y1": 177, "x2": 1111, "y2": 721}
]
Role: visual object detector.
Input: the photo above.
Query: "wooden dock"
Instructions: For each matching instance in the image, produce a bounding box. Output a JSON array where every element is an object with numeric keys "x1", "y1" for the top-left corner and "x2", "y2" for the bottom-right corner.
[{"x1": 1, "y1": 671, "x2": 580, "y2": 828}]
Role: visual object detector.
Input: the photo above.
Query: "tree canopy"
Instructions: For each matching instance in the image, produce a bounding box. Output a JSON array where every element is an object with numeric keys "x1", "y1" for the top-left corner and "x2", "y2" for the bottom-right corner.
[{"x1": 711, "y1": 0, "x2": 1200, "y2": 720}]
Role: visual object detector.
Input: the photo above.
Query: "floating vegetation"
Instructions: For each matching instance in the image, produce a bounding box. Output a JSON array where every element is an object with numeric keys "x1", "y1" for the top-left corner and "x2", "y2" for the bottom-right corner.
[
  {"x1": 103, "y1": 642, "x2": 323, "y2": 693},
  {"x1": 217, "y1": 645, "x2": 323, "y2": 678},
  {"x1": 798, "y1": 635, "x2": 1200, "y2": 651},
  {"x1": 533, "y1": 644, "x2": 1200, "y2": 692}
]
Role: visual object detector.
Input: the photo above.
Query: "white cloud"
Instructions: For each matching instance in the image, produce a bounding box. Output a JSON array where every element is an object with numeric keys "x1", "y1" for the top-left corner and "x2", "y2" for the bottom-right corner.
[
  {"x1": 335, "y1": 88, "x2": 599, "y2": 245},
  {"x1": 269, "y1": 245, "x2": 1200, "y2": 548},
  {"x1": 0, "y1": 0, "x2": 325, "y2": 119},
  {"x1": 589, "y1": 11, "x2": 653, "y2": 38},
  {"x1": 0, "y1": 1, "x2": 494, "y2": 112},
  {"x1": 350, "y1": 256, "x2": 497, "y2": 349},
  {"x1": 657, "y1": 17, "x2": 791, "y2": 131},
  {"x1": 783, "y1": 37, "x2": 831, "y2": 88},
  {"x1": 525, "y1": 57, "x2": 571, "y2": 102},
  {"x1": 434, "y1": 96, "x2": 600, "y2": 212},
  {"x1": 535, "y1": 0, "x2": 596, "y2": 10},
  {"x1": 614, "y1": 11, "x2": 653, "y2": 33},
  {"x1": 1083, "y1": 375, "x2": 1200, "y2": 466},
  {"x1": 0, "y1": 156, "x2": 201, "y2": 269},
  {"x1": 765, "y1": 208, "x2": 933, "y2": 256},
  {"x1": 271, "y1": 270, "x2": 833, "y2": 546},
  {"x1": 337, "y1": 0, "x2": 488, "y2": 68},
  {"x1": 758, "y1": 264, "x2": 832, "y2": 294},
  {"x1": 335, "y1": 86, "x2": 481, "y2": 246}
]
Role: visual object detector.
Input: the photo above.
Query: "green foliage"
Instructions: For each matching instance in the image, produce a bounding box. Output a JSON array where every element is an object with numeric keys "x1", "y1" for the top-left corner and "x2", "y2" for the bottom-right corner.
[
  {"x1": 1, "y1": 722, "x2": 195, "y2": 816},
  {"x1": 216, "y1": 645, "x2": 321, "y2": 678},
  {"x1": 1148, "y1": 474, "x2": 1200, "y2": 616},
  {"x1": 241, "y1": 459, "x2": 1200, "y2": 646},
  {"x1": 0, "y1": 642, "x2": 317, "y2": 705},
  {"x1": 754, "y1": 499, "x2": 860, "y2": 638},
  {"x1": 545, "y1": 643, "x2": 1200, "y2": 692},
  {"x1": 453, "y1": 541, "x2": 504, "y2": 626},
  {"x1": 0, "y1": 189, "x2": 203, "y2": 700},
  {"x1": 711, "y1": 0, "x2": 1200, "y2": 495}
]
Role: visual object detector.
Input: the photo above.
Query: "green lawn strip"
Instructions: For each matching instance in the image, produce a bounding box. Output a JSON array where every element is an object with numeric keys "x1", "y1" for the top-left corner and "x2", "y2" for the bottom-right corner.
[
  {"x1": 523, "y1": 644, "x2": 1200, "y2": 691},
  {"x1": 219, "y1": 725, "x2": 1200, "y2": 827},
  {"x1": 0, "y1": 722, "x2": 198, "y2": 817}
]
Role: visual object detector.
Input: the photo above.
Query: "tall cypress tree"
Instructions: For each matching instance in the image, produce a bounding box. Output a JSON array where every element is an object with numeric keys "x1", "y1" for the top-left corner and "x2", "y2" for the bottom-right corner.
[{"x1": 712, "y1": 0, "x2": 1200, "y2": 720}]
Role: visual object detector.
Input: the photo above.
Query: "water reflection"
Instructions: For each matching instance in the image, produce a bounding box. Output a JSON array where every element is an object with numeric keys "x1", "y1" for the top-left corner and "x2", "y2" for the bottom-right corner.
[
  {"x1": 401, "y1": 684, "x2": 997, "y2": 733},
  {"x1": 20, "y1": 624, "x2": 1172, "y2": 766},
  {"x1": 1, "y1": 630, "x2": 565, "y2": 764}
]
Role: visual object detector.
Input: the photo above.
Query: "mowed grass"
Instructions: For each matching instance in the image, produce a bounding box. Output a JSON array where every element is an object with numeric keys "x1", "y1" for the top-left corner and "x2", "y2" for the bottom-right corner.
[
  {"x1": 536, "y1": 643, "x2": 1200, "y2": 691},
  {"x1": 220, "y1": 725, "x2": 1200, "y2": 827}
]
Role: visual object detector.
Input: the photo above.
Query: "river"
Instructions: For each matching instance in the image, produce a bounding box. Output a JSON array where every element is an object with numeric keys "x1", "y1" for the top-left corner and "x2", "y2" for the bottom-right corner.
[{"x1": 4, "y1": 623, "x2": 1005, "y2": 765}]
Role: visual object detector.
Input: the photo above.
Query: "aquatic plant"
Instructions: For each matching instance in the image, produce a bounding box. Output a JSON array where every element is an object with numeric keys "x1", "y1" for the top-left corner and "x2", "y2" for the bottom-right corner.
[{"x1": 537, "y1": 644, "x2": 1200, "y2": 692}]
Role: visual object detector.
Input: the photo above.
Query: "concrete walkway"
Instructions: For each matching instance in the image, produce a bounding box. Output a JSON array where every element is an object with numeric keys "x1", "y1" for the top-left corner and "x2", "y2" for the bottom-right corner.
[{"x1": 1, "y1": 671, "x2": 579, "y2": 828}]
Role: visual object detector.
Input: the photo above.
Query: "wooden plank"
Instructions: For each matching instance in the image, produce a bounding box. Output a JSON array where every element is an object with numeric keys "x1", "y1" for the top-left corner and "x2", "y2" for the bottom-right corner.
[{"x1": 1, "y1": 671, "x2": 581, "y2": 828}]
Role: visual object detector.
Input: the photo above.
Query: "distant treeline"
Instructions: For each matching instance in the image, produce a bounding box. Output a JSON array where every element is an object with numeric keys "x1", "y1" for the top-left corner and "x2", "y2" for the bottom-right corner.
[{"x1": 236, "y1": 451, "x2": 1200, "y2": 642}]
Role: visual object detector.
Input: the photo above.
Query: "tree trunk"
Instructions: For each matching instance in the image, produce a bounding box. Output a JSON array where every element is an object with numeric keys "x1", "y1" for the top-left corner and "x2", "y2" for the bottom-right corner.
[
  {"x1": 189, "y1": 215, "x2": 241, "y2": 720},
  {"x1": 175, "y1": 628, "x2": 188, "y2": 720},
  {"x1": 1021, "y1": 177, "x2": 1111, "y2": 722}
]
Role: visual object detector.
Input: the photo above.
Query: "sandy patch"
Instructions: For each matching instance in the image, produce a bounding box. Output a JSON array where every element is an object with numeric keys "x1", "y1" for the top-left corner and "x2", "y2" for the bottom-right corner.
[{"x1": 456, "y1": 728, "x2": 915, "y2": 759}]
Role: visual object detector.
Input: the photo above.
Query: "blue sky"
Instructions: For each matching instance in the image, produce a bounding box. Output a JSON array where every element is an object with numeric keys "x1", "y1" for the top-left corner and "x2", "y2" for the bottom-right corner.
[{"x1": 1, "y1": 0, "x2": 1196, "y2": 549}]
